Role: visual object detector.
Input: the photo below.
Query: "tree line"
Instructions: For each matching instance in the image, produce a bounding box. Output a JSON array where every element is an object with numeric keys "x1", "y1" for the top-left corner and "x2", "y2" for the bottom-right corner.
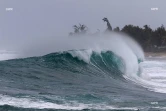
[{"x1": 69, "y1": 18, "x2": 166, "y2": 52}]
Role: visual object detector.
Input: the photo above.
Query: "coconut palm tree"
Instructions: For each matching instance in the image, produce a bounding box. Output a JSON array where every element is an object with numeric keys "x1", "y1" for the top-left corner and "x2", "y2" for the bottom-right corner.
[
  {"x1": 79, "y1": 24, "x2": 87, "y2": 34},
  {"x1": 73, "y1": 25, "x2": 79, "y2": 33}
]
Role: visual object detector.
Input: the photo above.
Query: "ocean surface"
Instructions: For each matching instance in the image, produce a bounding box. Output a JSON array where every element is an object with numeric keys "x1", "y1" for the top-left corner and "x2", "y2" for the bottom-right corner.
[{"x1": 1, "y1": 50, "x2": 166, "y2": 111}]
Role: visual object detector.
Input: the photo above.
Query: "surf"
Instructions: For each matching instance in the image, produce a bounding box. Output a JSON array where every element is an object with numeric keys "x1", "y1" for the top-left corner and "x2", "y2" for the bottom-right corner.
[{"x1": 3, "y1": 32, "x2": 166, "y2": 110}]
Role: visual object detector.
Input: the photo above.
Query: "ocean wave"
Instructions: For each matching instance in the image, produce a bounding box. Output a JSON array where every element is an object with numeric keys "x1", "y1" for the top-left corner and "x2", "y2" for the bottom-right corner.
[{"x1": 3, "y1": 33, "x2": 166, "y2": 110}]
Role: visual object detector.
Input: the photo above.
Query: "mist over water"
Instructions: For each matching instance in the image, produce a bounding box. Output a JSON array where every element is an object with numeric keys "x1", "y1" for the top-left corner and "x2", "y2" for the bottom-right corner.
[{"x1": 0, "y1": 32, "x2": 144, "y2": 60}]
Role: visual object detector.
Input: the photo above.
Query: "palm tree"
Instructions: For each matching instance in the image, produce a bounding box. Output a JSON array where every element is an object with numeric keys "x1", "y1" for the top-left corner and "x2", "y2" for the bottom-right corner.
[
  {"x1": 79, "y1": 24, "x2": 87, "y2": 34},
  {"x1": 102, "y1": 17, "x2": 112, "y2": 31},
  {"x1": 73, "y1": 25, "x2": 79, "y2": 33}
]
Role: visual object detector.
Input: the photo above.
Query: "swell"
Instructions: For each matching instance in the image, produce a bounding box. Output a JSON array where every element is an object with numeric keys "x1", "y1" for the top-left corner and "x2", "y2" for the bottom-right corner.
[
  {"x1": 0, "y1": 50, "x2": 126, "y2": 81},
  {"x1": 0, "y1": 50, "x2": 148, "y2": 110},
  {"x1": 0, "y1": 50, "x2": 131, "y2": 105}
]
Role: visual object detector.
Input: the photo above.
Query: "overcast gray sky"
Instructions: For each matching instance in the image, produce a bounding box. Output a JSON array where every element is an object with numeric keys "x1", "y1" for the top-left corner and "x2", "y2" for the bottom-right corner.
[
  {"x1": 1, "y1": 0, "x2": 166, "y2": 37},
  {"x1": 0, "y1": 0, "x2": 166, "y2": 56}
]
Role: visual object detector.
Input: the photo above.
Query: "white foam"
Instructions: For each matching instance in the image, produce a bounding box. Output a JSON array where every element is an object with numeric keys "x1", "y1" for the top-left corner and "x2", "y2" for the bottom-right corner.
[
  {"x1": 69, "y1": 49, "x2": 93, "y2": 63},
  {"x1": 126, "y1": 60, "x2": 166, "y2": 93},
  {"x1": 0, "y1": 94, "x2": 138, "y2": 110},
  {"x1": 63, "y1": 32, "x2": 144, "y2": 76}
]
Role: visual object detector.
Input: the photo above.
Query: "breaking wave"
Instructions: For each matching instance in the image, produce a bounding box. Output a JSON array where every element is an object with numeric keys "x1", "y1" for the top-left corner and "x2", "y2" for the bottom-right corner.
[{"x1": 1, "y1": 33, "x2": 166, "y2": 110}]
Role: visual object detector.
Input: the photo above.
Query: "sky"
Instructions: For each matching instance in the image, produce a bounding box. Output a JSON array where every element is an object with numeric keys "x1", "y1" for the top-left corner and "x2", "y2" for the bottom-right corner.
[{"x1": 0, "y1": 0, "x2": 166, "y2": 56}]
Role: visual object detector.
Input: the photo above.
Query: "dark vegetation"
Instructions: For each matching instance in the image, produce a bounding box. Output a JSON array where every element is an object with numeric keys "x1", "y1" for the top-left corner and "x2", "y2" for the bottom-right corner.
[{"x1": 69, "y1": 18, "x2": 166, "y2": 52}]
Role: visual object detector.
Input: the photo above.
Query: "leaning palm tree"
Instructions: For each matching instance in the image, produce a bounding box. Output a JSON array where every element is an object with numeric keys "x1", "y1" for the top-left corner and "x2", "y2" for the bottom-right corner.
[{"x1": 102, "y1": 17, "x2": 112, "y2": 31}]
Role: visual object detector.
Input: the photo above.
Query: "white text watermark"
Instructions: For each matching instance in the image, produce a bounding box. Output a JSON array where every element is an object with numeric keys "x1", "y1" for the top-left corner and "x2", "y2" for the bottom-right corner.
[
  {"x1": 6, "y1": 8, "x2": 13, "y2": 11},
  {"x1": 151, "y1": 8, "x2": 158, "y2": 11}
]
